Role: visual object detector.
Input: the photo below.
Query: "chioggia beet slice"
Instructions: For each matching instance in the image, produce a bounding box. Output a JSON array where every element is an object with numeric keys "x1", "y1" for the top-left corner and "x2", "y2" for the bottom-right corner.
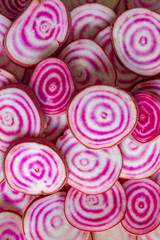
[
  {"x1": 137, "y1": 225, "x2": 160, "y2": 240},
  {"x1": 118, "y1": 136, "x2": 160, "y2": 179},
  {"x1": 56, "y1": 129, "x2": 123, "y2": 194},
  {"x1": 122, "y1": 178, "x2": 160, "y2": 235},
  {"x1": 0, "y1": 68, "x2": 18, "y2": 88},
  {"x1": 64, "y1": 182, "x2": 126, "y2": 231},
  {"x1": 29, "y1": 58, "x2": 75, "y2": 115},
  {"x1": 0, "y1": 211, "x2": 26, "y2": 239},
  {"x1": 0, "y1": 14, "x2": 24, "y2": 79},
  {"x1": 151, "y1": 170, "x2": 160, "y2": 185},
  {"x1": 0, "y1": 0, "x2": 29, "y2": 20},
  {"x1": 0, "y1": 180, "x2": 35, "y2": 215},
  {"x1": 112, "y1": 8, "x2": 160, "y2": 76},
  {"x1": 45, "y1": 112, "x2": 68, "y2": 142},
  {"x1": 68, "y1": 85, "x2": 137, "y2": 149},
  {"x1": 92, "y1": 223, "x2": 136, "y2": 240},
  {"x1": 4, "y1": 138, "x2": 67, "y2": 195},
  {"x1": 95, "y1": 26, "x2": 143, "y2": 91},
  {"x1": 59, "y1": 39, "x2": 116, "y2": 91},
  {"x1": 0, "y1": 151, "x2": 4, "y2": 183},
  {"x1": 0, "y1": 84, "x2": 46, "y2": 151},
  {"x1": 67, "y1": 3, "x2": 116, "y2": 43},
  {"x1": 4, "y1": 0, "x2": 70, "y2": 67},
  {"x1": 61, "y1": 0, "x2": 120, "y2": 11},
  {"x1": 131, "y1": 92, "x2": 160, "y2": 143},
  {"x1": 127, "y1": 0, "x2": 160, "y2": 14},
  {"x1": 23, "y1": 192, "x2": 90, "y2": 240}
]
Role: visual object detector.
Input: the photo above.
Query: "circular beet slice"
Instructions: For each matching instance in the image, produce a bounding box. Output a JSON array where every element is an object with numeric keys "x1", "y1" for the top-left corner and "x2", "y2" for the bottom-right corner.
[
  {"x1": 23, "y1": 192, "x2": 90, "y2": 240},
  {"x1": 127, "y1": 0, "x2": 160, "y2": 14},
  {"x1": 0, "y1": 68, "x2": 18, "y2": 88},
  {"x1": 59, "y1": 39, "x2": 116, "y2": 91},
  {"x1": 112, "y1": 8, "x2": 160, "y2": 76},
  {"x1": 0, "y1": 211, "x2": 25, "y2": 239},
  {"x1": 65, "y1": 182, "x2": 126, "y2": 231},
  {"x1": 4, "y1": 138, "x2": 67, "y2": 195},
  {"x1": 56, "y1": 129, "x2": 123, "y2": 194},
  {"x1": 68, "y1": 85, "x2": 137, "y2": 149},
  {"x1": 122, "y1": 179, "x2": 160, "y2": 235},
  {"x1": 4, "y1": 0, "x2": 70, "y2": 67},
  {"x1": 137, "y1": 225, "x2": 160, "y2": 240},
  {"x1": 29, "y1": 58, "x2": 75, "y2": 115},
  {"x1": 132, "y1": 92, "x2": 160, "y2": 143},
  {"x1": 119, "y1": 136, "x2": 160, "y2": 179},
  {"x1": 0, "y1": 84, "x2": 46, "y2": 151}
]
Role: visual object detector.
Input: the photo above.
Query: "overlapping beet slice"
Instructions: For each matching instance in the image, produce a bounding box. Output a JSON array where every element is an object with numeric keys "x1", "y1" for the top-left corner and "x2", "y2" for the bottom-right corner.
[{"x1": 0, "y1": 68, "x2": 18, "y2": 88}]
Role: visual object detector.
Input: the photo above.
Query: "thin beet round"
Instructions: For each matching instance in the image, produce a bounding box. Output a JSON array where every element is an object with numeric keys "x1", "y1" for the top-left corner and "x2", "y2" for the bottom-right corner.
[
  {"x1": 68, "y1": 85, "x2": 137, "y2": 149},
  {"x1": 0, "y1": 68, "x2": 18, "y2": 88}
]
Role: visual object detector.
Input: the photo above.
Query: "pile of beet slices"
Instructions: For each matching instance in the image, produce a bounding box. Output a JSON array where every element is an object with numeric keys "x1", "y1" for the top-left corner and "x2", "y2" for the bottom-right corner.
[{"x1": 0, "y1": 0, "x2": 160, "y2": 239}]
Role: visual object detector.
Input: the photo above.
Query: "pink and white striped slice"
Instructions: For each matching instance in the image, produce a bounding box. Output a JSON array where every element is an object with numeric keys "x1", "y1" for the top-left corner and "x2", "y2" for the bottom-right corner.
[
  {"x1": 0, "y1": 151, "x2": 4, "y2": 183},
  {"x1": 119, "y1": 136, "x2": 160, "y2": 179},
  {"x1": 0, "y1": 180, "x2": 35, "y2": 215},
  {"x1": 67, "y1": 3, "x2": 116, "y2": 43},
  {"x1": 0, "y1": 211, "x2": 26, "y2": 239},
  {"x1": 122, "y1": 179, "x2": 160, "y2": 235},
  {"x1": 137, "y1": 225, "x2": 160, "y2": 240},
  {"x1": 45, "y1": 113, "x2": 68, "y2": 142},
  {"x1": 56, "y1": 129, "x2": 122, "y2": 194},
  {"x1": 0, "y1": 84, "x2": 46, "y2": 151},
  {"x1": 132, "y1": 92, "x2": 160, "y2": 143},
  {"x1": 151, "y1": 170, "x2": 160, "y2": 185},
  {"x1": 127, "y1": 0, "x2": 160, "y2": 14},
  {"x1": 4, "y1": 0, "x2": 70, "y2": 67},
  {"x1": 0, "y1": 14, "x2": 24, "y2": 79},
  {"x1": 59, "y1": 39, "x2": 116, "y2": 91},
  {"x1": 65, "y1": 182, "x2": 126, "y2": 231},
  {"x1": 0, "y1": 68, "x2": 18, "y2": 88},
  {"x1": 23, "y1": 192, "x2": 90, "y2": 240},
  {"x1": 29, "y1": 58, "x2": 75, "y2": 115},
  {"x1": 92, "y1": 223, "x2": 136, "y2": 240},
  {"x1": 68, "y1": 85, "x2": 137, "y2": 149},
  {"x1": 0, "y1": 0, "x2": 29, "y2": 20},
  {"x1": 112, "y1": 8, "x2": 160, "y2": 76},
  {"x1": 5, "y1": 138, "x2": 67, "y2": 195}
]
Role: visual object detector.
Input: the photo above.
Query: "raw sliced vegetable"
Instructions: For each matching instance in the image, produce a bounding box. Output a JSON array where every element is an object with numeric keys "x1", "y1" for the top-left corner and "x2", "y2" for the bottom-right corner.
[
  {"x1": 0, "y1": 68, "x2": 18, "y2": 88},
  {"x1": 56, "y1": 129, "x2": 122, "y2": 194},
  {"x1": 127, "y1": 0, "x2": 160, "y2": 14},
  {"x1": 29, "y1": 58, "x2": 75, "y2": 115},
  {"x1": 122, "y1": 179, "x2": 160, "y2": 235},
  {"x1": 5, "y1": 138, "x2": 67, "y2": 195},
  {"x1": 65, "y1": 182, "x2": 126, "y2": 231},
  {"x1": 23, "y1": 191, "x2": 90, "y2": 240},
  {"x1": 59, "y1": 39, "x2": 116, "y2": 91},
  {"x1": 68, "y1": 85, "x2": 137, "y2": 149},
  {"x1": 112, "y1": 8, "x2": 160, "y2": 76},
  {"x1": 119, "y1": 135, "x2": 160, "y2": 179},
  {"x1": 4, "y1": 0, "x2": 70, "y2": 67},
  {"x1": 137, "y1": 225, "x2": 160, "y2": 240}
]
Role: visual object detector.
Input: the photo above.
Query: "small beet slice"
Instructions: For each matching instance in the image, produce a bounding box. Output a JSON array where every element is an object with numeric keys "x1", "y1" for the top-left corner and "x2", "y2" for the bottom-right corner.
[
  {"x1": 4, "y1": 0, "x2": 70, "y2": 67},
  {"x1": 56, "y1": 129, "x2": 123, "y2": 194},
  {"x1": 112, "y1": 8, "x2": 160, "y2": 76},
  {"x1": 122, "y1": 179, "x2": 160, "y2": 235},
  {"x1": 68, "y1": 85, "x2": 137, "y2": 149},
  {"x1": 23, "y1": 191, "x2": 90, "y2": 240},
  {"x1": 127, "y1": 0, "x2": 160, "y2": 14},
  {"x1": 59, "y1": 39, "x2": 116, "y2": 91},
  {"x1": 0, "y1": 84, "x2": 46, "y2": 151},
  {"x1": 0, "y1": 211, "x2": 26, "y2": 239},
  {"x1": 64, "y1": 182, "x2": 126, "y2": 231},
  {"x1": 0, "y1": 68, "x2": 18, "y2": 88},
  {"x1": 29, "y1": 58, "x2": 75, "y2": 115},
  {"x1": 119, "y1": 136, "x2": 160, "y2": 179},
  {"x1": 0, "y1": 180, "x2": 35, "y2": 215},
  {"x1": 4, "y1": 138, "x2": 67, "y2": 195},
  {"x1": 132, "y1": 92, "x2": 160, "y2": 143}
]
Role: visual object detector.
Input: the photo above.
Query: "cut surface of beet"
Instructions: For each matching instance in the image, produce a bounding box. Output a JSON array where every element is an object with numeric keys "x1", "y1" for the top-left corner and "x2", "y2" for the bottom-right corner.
[{"x1": 0, "y1": 68, "x2": 18, "y2": 88}]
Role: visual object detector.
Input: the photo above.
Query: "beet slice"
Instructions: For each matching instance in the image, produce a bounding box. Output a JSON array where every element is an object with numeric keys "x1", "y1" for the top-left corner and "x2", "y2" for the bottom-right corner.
[
  {"x1": 0, "y1": 211, "x2": 25, "y2": 239},
  {"x1": 56, "y1": 129, "x2": 122, "y2": 194},
  {"x1": 122, "y1": 178, "x2": 160, "y2": 235},
  {"x1": 68, "y1": 85, "x2": 137, "y2": 149},
  {"x1": 119, "y1": 136, "x2": 160, "y2": 179},
  {"x1": 127, "y1": 0, "x2": 160, "y2": 14},
  {"x1": 64, "y1": 182, "x2": 126, "y2": 231},
  {"x1": 0, "y1": 68, "x2": 18, "y2": 88},
  {"x1": 137, "y1": 225, "x2": 160, "y2": 240},
  {"x1": 29, "y1": 58, "x2": 75, "y2": 115},
  {"x1": 112, "y1": 8, "x2": 160, "y2": 76},
  {"x1": 59, "y1": 39, "x2": 116, "y2": 91},
  {"x1": 132, "y1": 92, "x2": 160, "y2": 143},
  {"x1": 67, "y1": 3, "x2": 116, "y2": 43},
  {"x1": 0, "y1": 84, "x2": 46, "y2": 151},
  {"x1": 4, "y1": 0, "x2": 70, "y2": 67},
  {"x1": 4, "y1": 138, "x2": 67, "y2": 195},
  {"x1": 23, "y1": 191, "x2": 90, "y2": 240}
]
